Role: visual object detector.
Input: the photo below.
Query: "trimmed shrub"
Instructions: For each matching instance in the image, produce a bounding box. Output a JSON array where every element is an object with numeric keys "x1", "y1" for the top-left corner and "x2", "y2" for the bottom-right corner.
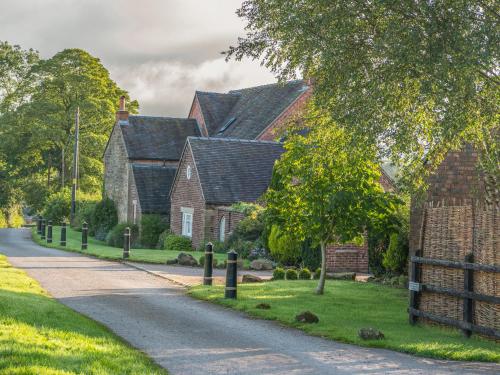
[
  {"x1": 268, "y1": 225, "x2": 301, "y2": 265},
  {"x1": 285, "y1": 268, "x2": 298, "y2": 280},
  {"x1": 164, "y1": 234, "x2": 192, "y2": 252},
  {"x1": 43, "y1": 189, "x2": 71, "y2": 225},
  {"x1": 141, "y1": 214, "x2": 168, "y2": 248},
  {"x1": 93, "y1": 198, "x2": 118, "y2": 240},
  {"x1": 105, "y1": 223, "x2": 139, "y2": 248},
  {"x1": 313, "y1": 267, "x2": 321, "y2": 280},
  {"x1": 156, "y1": 229, "x2": 170, "y2": 249},
  {"x1": 299, "y1": 268, "x2": 312, "y2": 280},
  {"x1": 383, "y1": 232, "x2": 409, "y2": 275},
  {"x1": 272, "y1": 267, "x2": 285, "y2": 280}
]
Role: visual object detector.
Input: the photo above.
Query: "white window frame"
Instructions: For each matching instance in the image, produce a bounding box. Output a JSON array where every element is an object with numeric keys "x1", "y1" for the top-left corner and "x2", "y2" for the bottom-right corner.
[
  {"x1": 186, "y1": 165, "x2": 192, "y2": 180},
  {"x1": 181, "y1": 207, "x2": 194, "y2": 238},
  {"x1": 219, "y1": 216, "x2": 226, "y2": 242}
]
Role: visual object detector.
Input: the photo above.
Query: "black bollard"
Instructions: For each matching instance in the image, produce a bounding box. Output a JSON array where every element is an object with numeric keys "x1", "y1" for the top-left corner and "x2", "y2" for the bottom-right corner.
[
  {"x1": 81, "y1": 222, "x2": 88, "y2": 250},
  {"x1": 41, "y1": 219, "x2": 46, "y2": 240},
  {"x1": 123, "y1": 227, "x2": 130, "y2": 259},
  {"x1": 225, "y1": 250, "x2": 238, "y2": 299},
  {"x1": 60, "y1": 222, "x2": 67, "y2": 246},
  {"x1": 203, "y1": 242, "x2": 214, "y2": 286},
  {"x1": 37, "y1": 216, "x2": 42, "y2": 235},
  {"x1": 47, "y1": 220, "x2": 53, "y2": 243}
]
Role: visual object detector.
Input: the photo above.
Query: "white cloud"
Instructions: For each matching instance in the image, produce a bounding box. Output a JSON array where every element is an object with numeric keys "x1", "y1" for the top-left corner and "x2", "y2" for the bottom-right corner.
[{"x1": 0, "y1": 0, "x2": 276, "y2": 115}]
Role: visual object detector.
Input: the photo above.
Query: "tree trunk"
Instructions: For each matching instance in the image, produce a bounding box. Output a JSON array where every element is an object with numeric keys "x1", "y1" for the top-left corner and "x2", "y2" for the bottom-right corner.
[{"x1": 315, "y1": 240, "x2": 327, "y2": 295}]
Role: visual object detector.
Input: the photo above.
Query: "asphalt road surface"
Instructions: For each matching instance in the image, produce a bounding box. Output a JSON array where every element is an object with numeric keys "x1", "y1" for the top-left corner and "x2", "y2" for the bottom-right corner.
[{"x1": 1, "y1": 228, "x2": 498, "y2": 375}]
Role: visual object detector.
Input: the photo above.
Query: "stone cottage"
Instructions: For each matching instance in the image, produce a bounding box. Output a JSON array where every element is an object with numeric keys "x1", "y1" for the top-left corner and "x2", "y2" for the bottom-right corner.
[
  {"x1": 103, "y1": 97, "x2": 200, "y2": 224},
  {"x1": 170, "y1": 137, "x2": 284, "y2": 248}
]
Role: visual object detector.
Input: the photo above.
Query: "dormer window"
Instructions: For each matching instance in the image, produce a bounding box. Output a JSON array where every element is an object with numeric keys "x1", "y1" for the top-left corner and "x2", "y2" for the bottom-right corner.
[{"x1": 186, "y1": 165, "x2": 192, "y2": 180}]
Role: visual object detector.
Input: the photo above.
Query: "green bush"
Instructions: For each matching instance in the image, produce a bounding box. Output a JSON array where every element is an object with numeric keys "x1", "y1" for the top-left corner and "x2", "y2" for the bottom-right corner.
[
  {"x1": 105, "y1": 223, "x2": 139, "y2": 248},
  {"x1": 141, "y1": 214, "x2": 168, "y2": 248},
  {"x1": 164, "y1": 234, "x2": 192, "y2": 252},
  {"x1": 300, "y1": 239, "x2": 321, "y2": 270},
  {"x1": 298, "y1": 268, "x2": 311, "y2": 280},
  {"x1": 313, "y1": 267, "x2": 321, "y2": 280},
  {"x1": 7, "y1": 208, "x2": 24, "y2": 228},
  {"x1": 92, "y1": 198, "x2": 118, "y2": 241},
  {"x1": 73, "y1": 200, "x2": 98, "y2": 233},
  {"x1": 383, "y1": 232, "x2": 409, "y2": 275},
  {"x1": 268, "y1": 225, "x2": 301, "y2": 265},
  {"x1": 272, "y1": 267, "x2": 285, "y2": 280},
  {"x1": 156, "y1": 229, "x2": 170, "y2": 249},
  {"x1": 43, "y1": 189, "x2": 71, "y2": 225},
  {"x1": 285, "y1": 268, "x2": 298, "y2": 280}
]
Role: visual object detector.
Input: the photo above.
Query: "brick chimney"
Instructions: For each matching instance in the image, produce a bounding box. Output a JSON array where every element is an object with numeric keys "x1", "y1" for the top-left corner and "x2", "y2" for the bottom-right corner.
[{"x1": 116, "y1": 96, "x2": 129, "y2": 122}]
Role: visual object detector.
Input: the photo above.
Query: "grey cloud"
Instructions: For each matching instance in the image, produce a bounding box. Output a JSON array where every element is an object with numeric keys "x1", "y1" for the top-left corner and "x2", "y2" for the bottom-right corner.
[{"x1": 0, "y1": 0, "x2": 275, "y2": 114}]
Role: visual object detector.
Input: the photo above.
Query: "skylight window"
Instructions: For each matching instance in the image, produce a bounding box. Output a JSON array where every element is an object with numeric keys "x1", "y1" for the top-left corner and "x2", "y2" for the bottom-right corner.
[{"x1": 218, "y1": 117, "x2": 236, "y2": 134}]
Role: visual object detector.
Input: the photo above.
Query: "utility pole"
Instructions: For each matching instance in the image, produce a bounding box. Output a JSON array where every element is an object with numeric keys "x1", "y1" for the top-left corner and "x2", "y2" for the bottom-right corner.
[{"x1": 70, "y1": 107, "x2": 79, "y2": 223}]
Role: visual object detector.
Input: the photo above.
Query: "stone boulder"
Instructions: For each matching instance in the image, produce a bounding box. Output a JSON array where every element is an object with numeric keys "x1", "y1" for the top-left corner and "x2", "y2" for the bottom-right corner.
[
  {"x1": 166, "y1": 259, "x2": 178, "y2": 265},
  {"x1": 242, "y1": 274, "x2": 263, "y2": 283},
  {"x1": 358, "y1": 328, "x2": 384, "y2": 340},
  {"x1": 177, "y1": 252, "x2": 198, "y2": 267},
  {"x1": 295, "y1": 311, "x2": 319, "y2": 324},
  {"x1": 250, "y1": 258, "x2": 273, "y2": 271},
  {"x1": 256, "y1": 303, "x2": 271, "y2": 310},
  {"x1": 326, "y1": 272, "x2": 356, "y2": 280}
]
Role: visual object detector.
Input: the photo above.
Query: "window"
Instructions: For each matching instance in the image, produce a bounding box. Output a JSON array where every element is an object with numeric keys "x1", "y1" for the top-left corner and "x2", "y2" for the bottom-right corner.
[
  {"x1": 219, "y1": 216, "x2": 226, "y2": 242},
  {"x1": 186, "y1": 165, "x2": 192, "y2": 180},
  {"x1": 182, "y1": 212, "x2": 193, "y2": 237}
]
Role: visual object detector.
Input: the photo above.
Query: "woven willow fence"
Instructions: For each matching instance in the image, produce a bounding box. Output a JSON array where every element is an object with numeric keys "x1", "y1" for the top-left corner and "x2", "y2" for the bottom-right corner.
[{"x1": 409, "y1": 200, "x2": 499, "y2": 339}]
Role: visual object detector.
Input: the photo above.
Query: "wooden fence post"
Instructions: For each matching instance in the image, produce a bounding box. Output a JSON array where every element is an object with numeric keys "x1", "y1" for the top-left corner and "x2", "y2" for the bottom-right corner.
[
  {"x1": 463, "y1": 253, "x2": 474, "y2": 338},
  {"x1": 409, "y1": 250, "x2": 422, "y2": 325}
]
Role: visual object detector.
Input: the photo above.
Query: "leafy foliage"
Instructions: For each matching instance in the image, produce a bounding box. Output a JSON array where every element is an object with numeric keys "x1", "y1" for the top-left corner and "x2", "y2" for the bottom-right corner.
[
  {"x1": 266, "y1": 109, "x2": 394, "y2": 294},
  {"x1": 285, "y1": 268, "x2": 298, "y2": 280},
  {"x1": 43, "y1": 188, "x2": 71, "y2": 225},
  {"x1": 272, "y1": 267, "x2": 285, "y2": 280},
  {"x1": 163, "y1": 234, "x2": 192, "y2": 252},
  {"x1": 267, "y1": 225, "x2": 300, "y2": 265},
  {"x1": 228, "y1": 1, "x2": 500, "y2": 200},
  {"x1": 0, "y1": 210, "x2": 7, "y2": 228},
  {"x1": 298, "y1": 268, "x2": 312, "y2": 280},
  {"x1": 140, "y1": 215, "x2": 168, "y2": 248},
  {"x1": 105, "y1": 223, "x2": 139, "y2": 248},
  {"x1": 92, "y1": 198, "x2": 118, "y2": 240}
]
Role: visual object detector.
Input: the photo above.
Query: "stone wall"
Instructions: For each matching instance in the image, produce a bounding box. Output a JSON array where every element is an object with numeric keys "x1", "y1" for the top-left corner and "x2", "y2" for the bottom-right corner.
[
  {"x1": 127, "y1": 165, "x2": 141, "y2": 225},
  {"x1": 103, "y1": 124, "x2": 129, "y2": 223},
  {"x1": 170, "y1": 143, "x2": 206, "y2": 249}
]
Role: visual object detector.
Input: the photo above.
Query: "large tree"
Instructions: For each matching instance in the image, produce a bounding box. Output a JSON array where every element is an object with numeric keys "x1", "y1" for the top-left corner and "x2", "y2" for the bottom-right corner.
[
  {"x1": 265, "y1": 107, "x2": 394, "y2": 294},
  {"x1": 227, "y1": 1, "x2": 499, "y2": 199},
  {"x1": 0, "y1": 46, "x2": 138, "y2": 210}
]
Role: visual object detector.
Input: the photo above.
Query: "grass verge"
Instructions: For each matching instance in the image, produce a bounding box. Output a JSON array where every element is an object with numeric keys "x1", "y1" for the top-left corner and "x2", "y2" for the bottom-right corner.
[
  {"x1": 189, "y1": 280, "x2": 499, "y2": 362},
  {"x1": 32, "y1": 226, "x2": 229, "y2": 265},
  {"x1": 0, "y1": 254, "x2": 166, "y2": 374}
]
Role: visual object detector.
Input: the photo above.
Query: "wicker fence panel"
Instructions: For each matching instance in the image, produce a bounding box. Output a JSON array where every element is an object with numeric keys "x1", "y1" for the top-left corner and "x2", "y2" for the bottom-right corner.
[{"x1": 473, "y1": 207, "x2": 499, "y2": 330}]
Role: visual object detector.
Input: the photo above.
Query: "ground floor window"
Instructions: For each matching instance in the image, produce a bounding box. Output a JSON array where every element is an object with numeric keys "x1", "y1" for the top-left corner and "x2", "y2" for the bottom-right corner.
[{"x1": 181, "y1": 210, "x2": 193, "y2": 238}]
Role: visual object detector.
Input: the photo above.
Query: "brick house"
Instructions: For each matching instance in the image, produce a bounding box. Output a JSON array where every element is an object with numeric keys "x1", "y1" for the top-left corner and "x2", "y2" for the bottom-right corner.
[
  {"x1": 188, "y1": 80, "x2": 312, "y2": 140},
  {"x1": 103, "y1": 97, "x2": 200, "y2": 223},
  {"x1": 170, "y1": 137, "x2": 284, "y2": 249}
]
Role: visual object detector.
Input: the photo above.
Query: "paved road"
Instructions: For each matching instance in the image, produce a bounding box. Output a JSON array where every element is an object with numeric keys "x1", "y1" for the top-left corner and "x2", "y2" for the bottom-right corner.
[{"x1": 1, "y1": 229, "x2": 498, "y2": 375}]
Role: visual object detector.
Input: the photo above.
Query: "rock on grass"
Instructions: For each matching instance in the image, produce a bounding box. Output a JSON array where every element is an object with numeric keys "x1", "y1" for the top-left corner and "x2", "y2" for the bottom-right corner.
[
  {"x1": 358, "y1": 327, "x2": 384, "y2": 340},
  {"x1": 295, "y1": 311, "x2": 319, "y2": 323}
]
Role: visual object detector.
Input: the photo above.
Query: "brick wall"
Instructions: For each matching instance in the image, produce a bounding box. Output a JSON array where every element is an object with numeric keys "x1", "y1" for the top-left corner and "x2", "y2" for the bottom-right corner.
[
  {"x1": 205, "y1": 207, "x2": 246, "y2": 242},
  {"x1": 170, "y1": 143, "x2": 206, "y2": 249},
  {"x1": 409, "y1": 145, "x2": 484, "y2": 254},
  {"x1": 257, "y1": 87, "x2": 312, "y2": 141},
  {"x1": 188, "y1": 95, "x2": 207, "y2": 136},
  {"x1": 326, "y1": 241, "x2": 369, "y2": 273},
  {"x1": 103, "y1": 124, "x2": 129, "y2": 223}
]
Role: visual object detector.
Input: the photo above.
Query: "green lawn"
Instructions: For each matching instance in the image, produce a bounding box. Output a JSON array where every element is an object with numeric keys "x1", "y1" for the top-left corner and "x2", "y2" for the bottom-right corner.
[
  {"x1": 0, "y1": 254, "x2": 166, "y2": 374},
  {"x1": 189, "y1": 280, "x2": 499, "y2": 362},
  {"x1": 32, "y1": 226, "x2": 228, "y2": 265}
]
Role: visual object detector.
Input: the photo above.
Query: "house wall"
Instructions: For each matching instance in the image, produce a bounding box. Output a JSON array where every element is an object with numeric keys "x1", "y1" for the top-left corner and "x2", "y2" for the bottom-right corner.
[
  {"x1": 257, "y1": 87, "x2": 313, "y2": 141},
  {"x1": 127, "y1": 165, "x2": 142, "y2": 225},
  {"x1": 170, "y1": 144, "x2": 206, "y2": 248},
  {"x1": 409, "y1": 145, "x2": 483, "y2": 254},
  {"x1": 204, "y1": 207, "x2": 246, "y2": 243},
  {"x1": 188, "y1": 96, "x2": 208, "y2": 137},
  {"x1": 103, "y1": 124, "x2": 129, "y2": 223}
]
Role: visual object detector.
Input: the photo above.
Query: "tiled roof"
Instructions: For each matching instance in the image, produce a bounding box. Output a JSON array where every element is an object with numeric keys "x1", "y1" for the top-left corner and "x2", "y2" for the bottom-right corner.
[
  {"x1": 122, "y1": 116, "x2": 200, "y2": 160},
  {"x1": 196, "y1": 80, "x2": 309, "y2": 139},
  {"x1": 132, "y1": 164, "x2": 177, "y2": 215},
  {"x1": 188, "y1": 137, "x2": 284, "y2": 205}
]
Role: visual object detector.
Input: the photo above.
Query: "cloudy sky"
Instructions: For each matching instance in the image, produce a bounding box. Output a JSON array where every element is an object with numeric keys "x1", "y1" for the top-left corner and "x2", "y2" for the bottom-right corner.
[{"x1": 0, "y1": 0, "x2": 276, "y2": 116}]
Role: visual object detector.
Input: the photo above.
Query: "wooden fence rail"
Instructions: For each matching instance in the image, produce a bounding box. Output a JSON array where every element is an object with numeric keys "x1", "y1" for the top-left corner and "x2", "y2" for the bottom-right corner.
[{"x1": 408, "y1": 252, "x2": 500, "y2": 340}]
